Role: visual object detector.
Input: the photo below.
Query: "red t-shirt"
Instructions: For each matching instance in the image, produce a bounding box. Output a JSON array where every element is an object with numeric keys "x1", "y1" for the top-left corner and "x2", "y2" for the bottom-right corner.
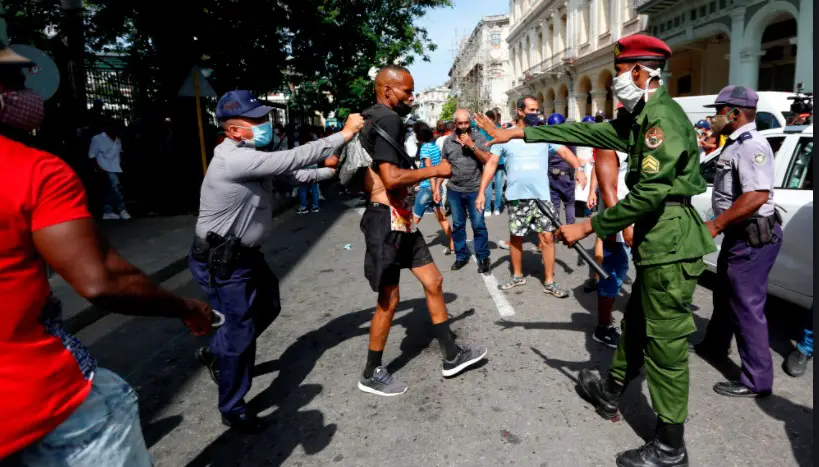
[{"x1": 0, "y1": 136, "x2": 94, "y2": 458}]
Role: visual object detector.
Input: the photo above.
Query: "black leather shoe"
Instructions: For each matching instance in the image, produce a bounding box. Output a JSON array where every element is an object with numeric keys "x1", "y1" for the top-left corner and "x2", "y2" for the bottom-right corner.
[
  {"x1": 221, "y1": 412, "x2": 268, "y2": 434},
  {"x1": 451, "y1": 259, "x2": 469, "y2": 271},
  {"x1": 576, "y1": 369, "x2": 624, "y2": 420},
  {"x1": 713, "y1": 380, "x2": 771, "y2": 398},
  {"x1": 616, "y1": 439, "x2": 689, "y2": 467},
  {"x1": 196, "y1": 346, "x2": 219, "y2": 384},
  {"x1": 784, "y1": 349, "x2": 811, "y2": 377},
  {"x1": 689, "y1": 342, "x2": 732, "y2": 359},
  {"x1": 477, "y1": 257, "x2": 491, "y2": 274}
]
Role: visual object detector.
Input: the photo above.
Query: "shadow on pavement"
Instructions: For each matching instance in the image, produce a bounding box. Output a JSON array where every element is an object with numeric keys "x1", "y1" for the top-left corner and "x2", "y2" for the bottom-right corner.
[
  {"x1": 755, "y1": 394, "x2": 814, "y2": 467},
  {"x1": 183, "y1": 293, "x2": 470, "y2": 467}
]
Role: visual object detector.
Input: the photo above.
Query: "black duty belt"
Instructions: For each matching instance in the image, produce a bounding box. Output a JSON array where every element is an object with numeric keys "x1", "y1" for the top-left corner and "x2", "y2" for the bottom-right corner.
[
  {"x1": 664, "y1": 196, "x2": 692, "y2": 207},
  {"x1": 190, "y1": 235, "x2": 257, "y2": 263}
]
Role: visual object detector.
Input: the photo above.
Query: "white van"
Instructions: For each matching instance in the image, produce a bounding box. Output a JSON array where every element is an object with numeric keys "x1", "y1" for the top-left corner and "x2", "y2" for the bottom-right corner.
[{"x1": 674, "y1": 92, "x2": 794, "y2": 131}]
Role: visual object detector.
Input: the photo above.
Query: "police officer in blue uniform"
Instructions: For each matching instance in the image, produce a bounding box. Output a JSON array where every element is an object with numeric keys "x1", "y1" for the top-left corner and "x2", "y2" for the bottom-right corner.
[
  {"x1": 188, "y1": 91, "x2": 364, "y2": 432},
  {"x1": 546, "y1": 113, "x2": 580, "y2": 226},
  {"x1": 694, "y1": 85, "x2": 783, "y2": 398}
]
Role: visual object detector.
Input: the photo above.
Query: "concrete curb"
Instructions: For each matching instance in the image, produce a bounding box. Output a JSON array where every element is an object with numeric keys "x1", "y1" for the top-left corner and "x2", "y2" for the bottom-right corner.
[{"x1": 64, "y1": 194, "x2": 298, "y2": 334}]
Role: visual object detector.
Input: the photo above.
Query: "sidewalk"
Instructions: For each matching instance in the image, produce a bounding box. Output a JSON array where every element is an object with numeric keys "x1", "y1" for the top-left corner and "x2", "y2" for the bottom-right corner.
[
  {"x1": 56, "y1": 188, "x2": 300, "y2": 334},
  {"x1": 54, "y1": 215, "x2": 197, "y2": 334}
]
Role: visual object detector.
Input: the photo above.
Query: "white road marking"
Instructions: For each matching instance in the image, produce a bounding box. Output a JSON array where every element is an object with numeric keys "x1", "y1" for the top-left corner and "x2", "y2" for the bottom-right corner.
[
  {"x1": 353, "y1": 207, "x2": 516, "y2": 318},
  {"x1": 468, "y1": 247, "x2": 516, "y2": 318}
]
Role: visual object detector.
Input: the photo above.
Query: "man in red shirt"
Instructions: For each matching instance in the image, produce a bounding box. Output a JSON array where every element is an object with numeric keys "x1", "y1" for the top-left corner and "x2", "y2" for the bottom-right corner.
[{"x1": 0, "y1": 47, "x2": 211, "y2": 466}]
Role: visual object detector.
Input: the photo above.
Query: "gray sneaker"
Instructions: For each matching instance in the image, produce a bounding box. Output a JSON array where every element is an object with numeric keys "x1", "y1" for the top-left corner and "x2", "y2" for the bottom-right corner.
[
  {"x1": 442, "y1": 344, "x2": 488, "y2": 377},
  {"x1": 498, "y1": 275, "x2": 526, "y2": 290},
  {"x1": 543, "y1": 281, "x2": 569, "y2": 298},
  {"x1": 358, "y1": 366, "x2": 408, "y2": 396}
]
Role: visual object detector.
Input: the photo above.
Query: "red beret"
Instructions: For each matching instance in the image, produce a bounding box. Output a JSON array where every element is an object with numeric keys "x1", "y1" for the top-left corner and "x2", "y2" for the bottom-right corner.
[{"x1": 614, "y1": 34, "x2": 672, "y2": 63}]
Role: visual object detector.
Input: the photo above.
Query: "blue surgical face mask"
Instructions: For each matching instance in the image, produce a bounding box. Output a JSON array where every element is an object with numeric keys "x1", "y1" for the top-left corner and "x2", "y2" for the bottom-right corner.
[{"x1": 249, "y1": 121, "x2": 273, "y2": 147}]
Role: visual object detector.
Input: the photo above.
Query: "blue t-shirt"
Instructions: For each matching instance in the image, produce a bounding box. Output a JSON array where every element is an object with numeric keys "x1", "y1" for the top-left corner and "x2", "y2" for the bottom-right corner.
[
  {"x1": 490, "y1": 140, "x2": 560, "y2": 201},
  {"x1": 418, "y1": 142, "x2": 442, "y2": 189}
]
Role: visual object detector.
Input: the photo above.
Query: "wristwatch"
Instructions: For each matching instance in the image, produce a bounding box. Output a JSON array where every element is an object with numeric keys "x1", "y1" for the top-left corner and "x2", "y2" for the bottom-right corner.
[{"x1": 468, "y1": 145, "x2": 476, "y2": 151}]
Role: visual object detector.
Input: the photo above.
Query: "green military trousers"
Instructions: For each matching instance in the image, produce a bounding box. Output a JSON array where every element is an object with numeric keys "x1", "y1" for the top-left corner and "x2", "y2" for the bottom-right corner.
[{"x1": 608, "y1": 258, "x2": 707, "y2": 424}]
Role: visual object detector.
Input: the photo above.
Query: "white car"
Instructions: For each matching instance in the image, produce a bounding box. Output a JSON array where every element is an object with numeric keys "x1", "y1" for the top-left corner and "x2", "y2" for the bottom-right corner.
[{"x1": 692, "y1": 125, "x2": 813, "y2": 309}]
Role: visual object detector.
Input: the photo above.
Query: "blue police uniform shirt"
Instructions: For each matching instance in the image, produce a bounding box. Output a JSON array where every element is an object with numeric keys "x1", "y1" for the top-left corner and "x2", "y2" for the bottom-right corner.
[
  {"x1": 711, "y1": 122, "x2": 776, "y2": 217},
  {"x1": 490, "y1": 140, "x2": 562, "y2": 201},
  {"x1": 548, "y1": 145, "x2": 574, "y2": 172}
]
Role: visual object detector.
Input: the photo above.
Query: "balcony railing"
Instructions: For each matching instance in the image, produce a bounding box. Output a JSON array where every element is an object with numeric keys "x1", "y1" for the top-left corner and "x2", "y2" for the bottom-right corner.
[{"x1": 518, "y1": 48, "x2": 569, "y2": 83}]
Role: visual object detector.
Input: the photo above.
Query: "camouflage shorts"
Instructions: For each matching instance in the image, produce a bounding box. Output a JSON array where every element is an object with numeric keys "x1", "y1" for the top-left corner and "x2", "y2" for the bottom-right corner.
[{"x1": 506, "y1": 199, "x2": 556, "y2": 237}]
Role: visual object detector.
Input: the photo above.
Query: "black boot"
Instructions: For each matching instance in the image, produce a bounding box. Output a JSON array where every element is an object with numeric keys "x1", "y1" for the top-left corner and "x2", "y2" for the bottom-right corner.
[
  {"x1": 616, "y1": 421, "x2": 688, "y2": 467},
  {"x1": 577, "y1": 369, "x2": 624, "y2": 420}
]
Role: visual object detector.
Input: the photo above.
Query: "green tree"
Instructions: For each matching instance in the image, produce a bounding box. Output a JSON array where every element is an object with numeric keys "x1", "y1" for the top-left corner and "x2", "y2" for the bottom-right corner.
[
  {"x1": 439, "y1": 96, "x2": 457, "y2": 121},
  {"x1": 5, "y1": 0, "x2": 452, "y2": 117}
]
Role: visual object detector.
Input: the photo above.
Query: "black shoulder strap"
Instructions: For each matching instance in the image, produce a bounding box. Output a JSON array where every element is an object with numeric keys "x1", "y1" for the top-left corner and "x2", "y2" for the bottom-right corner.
[{"x1": 368, "y1": 119, "x2": 418, "y2": 170}]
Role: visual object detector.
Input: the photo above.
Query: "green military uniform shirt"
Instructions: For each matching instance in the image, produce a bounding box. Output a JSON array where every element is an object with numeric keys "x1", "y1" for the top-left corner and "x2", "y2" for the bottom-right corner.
[{"x1": 524, "y1": 86, "x2": 716, "y2": 266}]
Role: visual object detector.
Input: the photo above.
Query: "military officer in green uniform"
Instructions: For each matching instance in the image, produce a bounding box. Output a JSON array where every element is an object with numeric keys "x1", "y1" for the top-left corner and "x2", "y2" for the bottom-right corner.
[{"x1": 476, "y1": 34, "x2": 716, "y2": 467}]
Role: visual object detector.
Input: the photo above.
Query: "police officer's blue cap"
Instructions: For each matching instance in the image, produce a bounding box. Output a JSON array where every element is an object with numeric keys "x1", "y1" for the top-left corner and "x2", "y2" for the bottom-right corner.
[
  {"x1": 695, "y1": 119, "x2": 710, "y2": 129},
  {"x1": 216, "y1": 90, "x2": 274, "y2": 120},
  {"x1": 547, "y1": 113, "x2": 566, "y2": 125},
  {"x1": 581, "y1": 116, "x2": 596, "y2": 123},
  {"x1": 704, "y1": 85, "x2": 759, "y2": 109}
]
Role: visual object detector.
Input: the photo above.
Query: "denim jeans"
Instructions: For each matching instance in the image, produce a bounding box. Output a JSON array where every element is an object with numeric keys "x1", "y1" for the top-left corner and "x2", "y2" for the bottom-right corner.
[
  {"x1": 447, "y1": 190, "x2": 489, "y2": 262},
  {"x1": 5, "y1": 368, "x2": 153, "y2": 467},
  {"x1": 485, "y1": 165, "x2": 506, "y2": 213},
  {"x1": 298, "y1": 183, "x2": 320, "y2": 210},
  {"x1": 598, "y1": 242, "x2": 630, "y2": 298},
  {"x1": 413, "y1": 185, "x2": 444, "y2": 219},
  {"x1": 103, "y1": 172, "x2": 126, "y2": 214}
]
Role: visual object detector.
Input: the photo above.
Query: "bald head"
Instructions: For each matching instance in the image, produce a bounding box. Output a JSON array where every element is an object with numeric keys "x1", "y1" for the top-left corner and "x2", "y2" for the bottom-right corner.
[
  {"x1": 374, "y1": 64, "x2": 414, "y2": 116},
  {"x1": 454, "y1": 109, "x2": 470, "y2": 133}
]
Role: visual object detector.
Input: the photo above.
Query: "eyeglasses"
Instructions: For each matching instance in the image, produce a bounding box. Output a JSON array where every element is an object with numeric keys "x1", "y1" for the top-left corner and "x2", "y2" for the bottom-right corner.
[{"x1": 455, "y1": 120, "x2": 470, "y2": 125}]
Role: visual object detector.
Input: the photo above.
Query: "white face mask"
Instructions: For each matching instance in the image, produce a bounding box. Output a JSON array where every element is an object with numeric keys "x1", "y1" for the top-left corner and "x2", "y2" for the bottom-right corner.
[{"x1": 612, "y1": 65, "x2": 663, "y2": 113}]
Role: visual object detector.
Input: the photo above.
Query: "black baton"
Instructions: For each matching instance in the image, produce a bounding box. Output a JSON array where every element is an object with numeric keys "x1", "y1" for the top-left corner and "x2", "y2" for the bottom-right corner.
[{"x1": 533, "y1": 199, "x2": 610, "y2": 280}]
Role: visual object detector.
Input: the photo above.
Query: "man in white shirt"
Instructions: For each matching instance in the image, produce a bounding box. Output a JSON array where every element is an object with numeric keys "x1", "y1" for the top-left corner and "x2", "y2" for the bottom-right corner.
[{"x1": 89, "y1": 120, "x2": 130, "y2": 220}]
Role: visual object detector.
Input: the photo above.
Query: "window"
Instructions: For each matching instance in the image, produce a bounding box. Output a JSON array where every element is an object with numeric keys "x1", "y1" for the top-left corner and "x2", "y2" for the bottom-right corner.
[
  {"x1": 766, "y1": 136, "x2": 787, "y2": 157},
  {"x1": 623, "y1": 0, "x2": 633, "y2": 21},
  {"x1": 691, "y1": 10, "x2": 696, "y2": 21},
  {"x1": 677, "y1": 75, "x2": 692, "y2": 94},
  {"x1": 599, "y1": 0, "x2": 611, "y2": 34},
  {"x1": 783, "y1": 137, "x2": 813, "y2": 189},
  {"x1": 491, "y1": 33, "x2": 502, "y2": 46},
  {"x1": 709, "y1": 1, "x2": 716, "y2": 13},
  {"x1": 701, "y1": 156, "x2": 719, "y2": 185},
  {"x1": 755, "y1": 112, "x2": 782, "y2": 131}
]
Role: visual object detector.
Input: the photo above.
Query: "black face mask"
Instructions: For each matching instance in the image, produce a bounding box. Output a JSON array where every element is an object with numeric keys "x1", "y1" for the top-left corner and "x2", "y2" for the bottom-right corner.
[
  {"x1": 523, "y1": 113, "x2": 542, "y2": 127},
  {"x1": 393, "y1": 99, "x2": 412, "y2": 117}
]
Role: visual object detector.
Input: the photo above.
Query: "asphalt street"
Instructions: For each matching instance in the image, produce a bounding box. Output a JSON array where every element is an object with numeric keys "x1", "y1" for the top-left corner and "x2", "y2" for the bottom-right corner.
[{"x1": 78, "y1": 194, "x2": 813, "y2": 467}]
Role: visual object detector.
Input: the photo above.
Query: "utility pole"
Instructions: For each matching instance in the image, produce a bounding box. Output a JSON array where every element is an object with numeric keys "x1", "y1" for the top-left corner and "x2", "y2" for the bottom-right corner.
[{"x1": 58, "y1": 0, "x2": 86, "y2": 162}]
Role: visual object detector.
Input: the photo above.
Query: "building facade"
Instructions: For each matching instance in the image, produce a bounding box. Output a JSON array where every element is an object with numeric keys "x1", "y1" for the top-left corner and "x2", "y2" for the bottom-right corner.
[
  {"x1": 636, "y1": 0, "x2": 811, "y2": 96},
  {"x1": 507, "y1": 0, "x2": 648, "y2": 121},
  {"x1": 415, "y1": 85, "x2": 451, "y2": 125},
  {"x1": 448, "y1": 14, "x2": 513, "y2": 122}
]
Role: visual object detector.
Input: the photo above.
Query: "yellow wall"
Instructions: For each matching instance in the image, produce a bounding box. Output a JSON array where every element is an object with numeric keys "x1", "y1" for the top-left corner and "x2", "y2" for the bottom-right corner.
[{"x1": 667, "y1": 39, "x2": 729, "y2": 97}]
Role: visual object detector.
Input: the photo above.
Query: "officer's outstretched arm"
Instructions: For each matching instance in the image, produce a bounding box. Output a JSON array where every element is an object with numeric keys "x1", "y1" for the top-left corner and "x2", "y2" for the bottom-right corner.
[
  {"x1": 591, "y1": 125, "x2": 680, "y2": 238},
  {"x1": 226, "y1": 133, "x2": 350, "y2": 181},
  {"x1": 523, "y1": 121, "x2": 629, "y2": 153}
]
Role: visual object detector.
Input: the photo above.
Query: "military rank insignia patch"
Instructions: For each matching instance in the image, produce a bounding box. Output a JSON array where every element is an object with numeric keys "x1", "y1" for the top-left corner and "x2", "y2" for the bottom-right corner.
[
  {"x1": 614, "y1": 42, "x2": 621, "y2": 57},
  {"x1": 645, "y1": 127, "x2": 664, "y2": 149},
  {"x1": 642, "y1": 155, "x2": 660, "y2": 174},
  {"x1": 753, "y1": 152, "x2": 767, "y2": 166}
]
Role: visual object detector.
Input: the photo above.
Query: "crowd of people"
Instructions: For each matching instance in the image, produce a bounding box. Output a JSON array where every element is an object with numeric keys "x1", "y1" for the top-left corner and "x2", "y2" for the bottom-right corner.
[{"x1": 0, "y1": 32, "x2": 811, "y2": 467}]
